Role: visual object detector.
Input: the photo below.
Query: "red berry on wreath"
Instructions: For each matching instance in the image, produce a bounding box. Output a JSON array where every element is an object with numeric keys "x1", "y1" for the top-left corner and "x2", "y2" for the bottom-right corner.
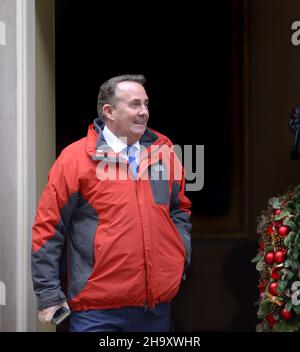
[
  {"x1": 257, "y1": 284, "x2": 264, "y2": 293},
  {"x1": 266, "y1": 313, "x2": 276, "y2": 327},
  {"x1": 274, "y1": 250, "x2": 286, "y2": 264},
  {"x1": 266, "y1": 224, "x2": 274, "y2": 235},
  {"x1": 281, "y1": 308, "x2": 293, "y2": 320},
  {"x1": 270, "y1": 267, "x2": 281, "y2": 280},
  {"x1": 259, "y1": 242, "x2": 265, "y2": 252},
  {"x1": 274, "y1": 222, "x2": 281, "y2": 228},
  {"x1": 264, "y1": 252, "x2": 274, "y2": 265},
  {"x1": 258, "y1": 280, "x2": 268, "y2": 293},
  {"x1": 274, "y1": 209, "x2": 281, "y2": 215},
  {"x1": 277, "y1": 225, "x2": 289, "y2": 237},
  {"x1": 269, "y1": 282, "x2": 278, "y2": 296}
]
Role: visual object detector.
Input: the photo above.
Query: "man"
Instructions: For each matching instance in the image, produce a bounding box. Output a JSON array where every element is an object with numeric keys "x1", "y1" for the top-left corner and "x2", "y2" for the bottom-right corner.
[
  {"x1": 32, "y1": 74, "x2": 192, "y2": 332},
  {"x1": 289, "y1": 100, "x2": 300, "y2": 159}
]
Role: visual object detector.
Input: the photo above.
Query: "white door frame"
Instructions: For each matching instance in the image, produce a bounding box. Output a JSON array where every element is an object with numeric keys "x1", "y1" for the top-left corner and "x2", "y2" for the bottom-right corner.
[{"x1": 16, "y1": 0, "x2": 36, "y2": 331}]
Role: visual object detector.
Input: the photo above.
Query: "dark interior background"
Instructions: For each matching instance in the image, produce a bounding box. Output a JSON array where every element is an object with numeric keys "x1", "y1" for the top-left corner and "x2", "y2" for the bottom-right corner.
[{"x1": 55, "y1": 0, "x2": 235, "y2": 217}]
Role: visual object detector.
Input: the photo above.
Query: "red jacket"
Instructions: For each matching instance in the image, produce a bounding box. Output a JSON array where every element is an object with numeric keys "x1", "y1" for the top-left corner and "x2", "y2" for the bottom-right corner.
[{"x1": 32, "y1": 119, "x2": 192, "y2": 311}]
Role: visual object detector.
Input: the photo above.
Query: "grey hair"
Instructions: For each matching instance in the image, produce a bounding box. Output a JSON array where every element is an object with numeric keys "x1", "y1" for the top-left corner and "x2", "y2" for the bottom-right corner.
[{"x1": 97, "y1": 74, "x2": 146, "y2": 121}]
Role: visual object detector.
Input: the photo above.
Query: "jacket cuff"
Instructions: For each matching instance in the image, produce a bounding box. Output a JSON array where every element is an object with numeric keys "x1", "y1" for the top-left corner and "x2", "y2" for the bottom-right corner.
[{"x1": 38, "y1": 290, "x2": 66, "y2": 310}]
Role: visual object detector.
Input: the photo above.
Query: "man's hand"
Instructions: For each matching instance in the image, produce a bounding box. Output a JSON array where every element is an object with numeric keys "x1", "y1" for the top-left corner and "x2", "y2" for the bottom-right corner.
[{"x1": 38, "y1": 301, "x2": 70, "y2": 324}]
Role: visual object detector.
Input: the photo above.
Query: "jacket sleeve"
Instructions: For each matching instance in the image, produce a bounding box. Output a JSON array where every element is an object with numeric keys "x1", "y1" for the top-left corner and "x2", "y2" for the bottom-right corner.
[
  {"x1": 169, "y1": 152, "x2": 192, "y2": 277},
  {"x1": 31, "y1": 157, "x2": 77, "y2": 310}
]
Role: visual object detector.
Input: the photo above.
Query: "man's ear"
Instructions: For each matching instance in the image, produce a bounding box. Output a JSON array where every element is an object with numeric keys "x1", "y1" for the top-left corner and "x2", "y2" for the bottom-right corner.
[{"x1": 103, "y1": 104, "x2": 114, "y2": 121}]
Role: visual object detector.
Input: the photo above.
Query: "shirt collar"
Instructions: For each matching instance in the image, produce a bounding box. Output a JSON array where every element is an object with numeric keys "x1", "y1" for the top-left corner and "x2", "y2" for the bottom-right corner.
[{"x1": 103, "y1": 125, "x2": 140, "y2": 153}]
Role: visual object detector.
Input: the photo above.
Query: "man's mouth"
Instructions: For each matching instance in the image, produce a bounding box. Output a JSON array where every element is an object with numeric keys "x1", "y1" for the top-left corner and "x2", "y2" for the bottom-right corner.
[{"x1": 133, "y1": 121, "x2": 145, "y2": 125}]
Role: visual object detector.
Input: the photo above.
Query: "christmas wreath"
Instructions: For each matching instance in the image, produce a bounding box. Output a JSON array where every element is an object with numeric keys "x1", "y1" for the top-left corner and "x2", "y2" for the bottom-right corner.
[{"x1": 252, "y1": 185, "x2": 300, "y2": 332}]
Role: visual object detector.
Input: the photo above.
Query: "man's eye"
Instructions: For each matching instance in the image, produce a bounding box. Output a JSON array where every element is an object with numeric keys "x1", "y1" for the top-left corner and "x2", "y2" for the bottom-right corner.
[{"x1": 130, "y1": 101, "x2": 149, "y2": 109}]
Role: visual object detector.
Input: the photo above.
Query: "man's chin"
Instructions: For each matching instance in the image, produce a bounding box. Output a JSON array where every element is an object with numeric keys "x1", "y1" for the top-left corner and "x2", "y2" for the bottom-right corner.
[
  {"x1": 132, "y1": 126, "x2": 146, "y2": 136},
  {"x1": 128, "y1": 128, "x2": 146, "y2": 144}
]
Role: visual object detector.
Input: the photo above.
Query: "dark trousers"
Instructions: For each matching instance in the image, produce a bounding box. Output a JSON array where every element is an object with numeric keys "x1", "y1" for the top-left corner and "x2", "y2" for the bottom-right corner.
[{"x1": 69, "y1": 302, "x2": 171, "y2": 332}]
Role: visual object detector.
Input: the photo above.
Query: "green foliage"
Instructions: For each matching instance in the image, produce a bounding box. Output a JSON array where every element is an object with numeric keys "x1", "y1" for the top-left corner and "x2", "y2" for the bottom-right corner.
[
  {"x1": 273, "y1": 316, "x2": 300, "y2": 332},
  {"x1": 257, "y1": 300, "x2": 272, "y2": 319},
  {"x1": 277, "y1": 280, "x2": 288, "y2": 292},
  {"x1": 294, "y1": 304, "x2": 300, "y2": 315},
  {"x1": 251, "y1": 253, "x2": 262, "y2": 263},
  {"x1": 285, "y1": 299, "x2": 293, "y2": 311},
  {"x1": 268, "y1": 197, "x2": 281, "y2": 209}
]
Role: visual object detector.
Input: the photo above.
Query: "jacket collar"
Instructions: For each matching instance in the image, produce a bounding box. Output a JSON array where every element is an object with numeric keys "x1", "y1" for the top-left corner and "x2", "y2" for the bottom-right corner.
[{"x1": 87, "y1": 118, "x2": 168, "y2": 162}]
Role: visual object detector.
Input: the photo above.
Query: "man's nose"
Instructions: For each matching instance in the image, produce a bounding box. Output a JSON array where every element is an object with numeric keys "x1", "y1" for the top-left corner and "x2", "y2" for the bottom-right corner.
[{"x1": 139, "y1": 104, "x2": 148, "y2": 115}]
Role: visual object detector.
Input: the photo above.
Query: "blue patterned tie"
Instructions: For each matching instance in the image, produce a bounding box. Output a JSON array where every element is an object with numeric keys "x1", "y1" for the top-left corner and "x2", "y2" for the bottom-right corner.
[{"x1": 127, "y1": 145, "x2": 139, "y2": 179}]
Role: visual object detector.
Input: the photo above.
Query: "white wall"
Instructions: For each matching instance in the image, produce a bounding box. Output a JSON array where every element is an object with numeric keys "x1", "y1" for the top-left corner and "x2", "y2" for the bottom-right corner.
[
  {"x1": 0, "y1": 0, "x2": 36, "y2": 331},
  {"x1": 0, "y1": 0, "x2": 18, "y2": 331},
  {"x1": 0, "y1": 0, "x2": 55, "y2": 331}
]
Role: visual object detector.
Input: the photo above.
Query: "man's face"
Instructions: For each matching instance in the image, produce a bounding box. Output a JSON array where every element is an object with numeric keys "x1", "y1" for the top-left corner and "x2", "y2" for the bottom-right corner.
[{"x1": 108, "y1": 81, "x2": 149, "y2": 145}]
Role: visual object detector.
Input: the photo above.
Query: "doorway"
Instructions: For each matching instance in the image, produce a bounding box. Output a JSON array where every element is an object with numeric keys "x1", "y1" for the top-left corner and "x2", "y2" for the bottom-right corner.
[{"x1": 55, "y1": 0, "x2": 244, "y2": 331}]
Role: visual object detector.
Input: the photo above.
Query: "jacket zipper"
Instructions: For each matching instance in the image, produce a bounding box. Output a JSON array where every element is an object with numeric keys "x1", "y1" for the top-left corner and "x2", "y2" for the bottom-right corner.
[
  {"x1": 135, "y1": 180, "x2": 150, "y2": 311},
  {"x1": 132, "y1": 142, "x2": 170, "y2": 309}
]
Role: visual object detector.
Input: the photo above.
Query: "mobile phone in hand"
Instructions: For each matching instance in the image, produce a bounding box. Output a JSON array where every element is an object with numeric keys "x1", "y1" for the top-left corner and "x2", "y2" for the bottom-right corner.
[{"x1": 51, "y1": 306, "x2": 71, "y2": 326}]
